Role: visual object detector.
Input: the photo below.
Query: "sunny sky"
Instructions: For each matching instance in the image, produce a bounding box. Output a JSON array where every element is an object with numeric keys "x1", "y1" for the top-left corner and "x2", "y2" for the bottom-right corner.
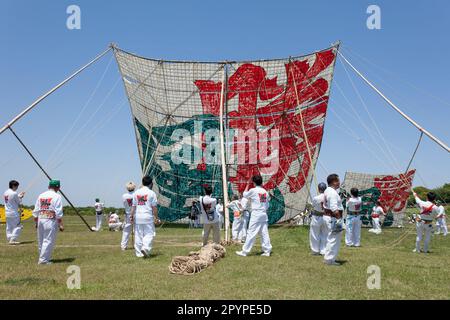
[{"x1": 1, "y1": 0, "x2": 449, "y2": 207}]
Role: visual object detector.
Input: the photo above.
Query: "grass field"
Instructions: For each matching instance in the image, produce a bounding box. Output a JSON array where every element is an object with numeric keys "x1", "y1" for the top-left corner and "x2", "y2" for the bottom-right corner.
[{"x1": 0, "y1": 214, "x2": 449, "y2": 300}]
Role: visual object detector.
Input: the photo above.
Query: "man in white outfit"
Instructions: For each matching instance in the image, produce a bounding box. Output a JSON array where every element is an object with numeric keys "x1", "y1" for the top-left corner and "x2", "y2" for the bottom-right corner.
[
  {"x1": 94, "y1": 198, "x2": 104, "y2": 231},
  {"x1": 216, "y1": 199, "x2": 224, "y2": 230},
  {"x1": 413, "y1": 191, "x2": 440, "y2": 253},
  {"x1": 345, "y1": 188, "x2": 363, "y2": 247},
  {"x1": 32, "y1": 180, "x2": 64, "y2": 265},
  {"x1": 236, "y1": 175, "x2": 272, "y2": 257},
  {"x1": 199, "y1": 185, "x2": 221, "y2": 246},
  {"x1": 369, "y1": 201, "x2": 385, "y2": 235},
  {"x1": 435, "y1": 201, "x2": 448, "y2": 236},
  {"x1": 3, "y1": 180, "x2": 25, "y2": 244},
  {"x1": 323, "y1": 174, "x2": 344, "y2": 266},
  {"x1": 130, "y1": 176, "x2": 160, "y2": 258},
  {"x1": 239, "y1": 196, "x2": 250, "y2": 241},
  {"x1": 121, "y1": 181, "x2": 135, "y2": 250},
  {"x1": 309, "y1": 182, "x2": 328, "y2": 255},
  {"x1": 229, "y1": 194, "x2": 244, "y2": 242}
]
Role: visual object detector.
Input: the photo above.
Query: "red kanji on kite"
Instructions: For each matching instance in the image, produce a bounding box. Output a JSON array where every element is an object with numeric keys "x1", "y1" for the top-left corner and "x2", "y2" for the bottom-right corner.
[
  {"x1": 374, "y1": 169, "x2": 415, "y2": 213},
  {"x1": 194, "y1": 49, "x2": 336, "y2": 195}
]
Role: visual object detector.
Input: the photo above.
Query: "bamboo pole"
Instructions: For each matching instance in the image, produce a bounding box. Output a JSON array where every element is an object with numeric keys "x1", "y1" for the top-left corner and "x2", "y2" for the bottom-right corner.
[
  {"x1": 218, "y1": 65, "x2": 230, "y2": 242},
  {"x1": 0, "y1": 46, "x2": 113, "y2": 136}
]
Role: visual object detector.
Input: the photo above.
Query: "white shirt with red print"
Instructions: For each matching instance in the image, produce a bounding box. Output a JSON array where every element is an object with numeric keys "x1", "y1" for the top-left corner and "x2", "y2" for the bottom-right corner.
[
  {"x1": 415, "y1": 196, "x2": 439, "y2": 222},
  {"x1": 132, "y1": 186, "x2": 157, "y2": 224},
  {"x1": 3, "y1": 188, "x2": 22, "y2": 218},
  {"x1": 347, "y1": 197, "x2": 362, "y2": 214},
  {"x1": 243, "y1": 186, "x2": 270, "y2": 223},
  {"x1": 32, "y1": 190, "x2": 63, "y2": 220},
  {"x1": 122, "y1": 191, "x2": 134, "y2": 215},
  {"x1": 371, "y1": 206, "x2": 385, "y2": 218}
]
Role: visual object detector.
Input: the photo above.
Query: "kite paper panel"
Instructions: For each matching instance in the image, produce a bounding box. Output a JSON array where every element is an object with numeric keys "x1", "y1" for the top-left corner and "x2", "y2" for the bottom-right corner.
[
  {"x1": 114, "y1": 45, "x2": 338, "y2": 223},
  {"x1": 343, "y1": 170, "x2": 416, "y2": 227}
]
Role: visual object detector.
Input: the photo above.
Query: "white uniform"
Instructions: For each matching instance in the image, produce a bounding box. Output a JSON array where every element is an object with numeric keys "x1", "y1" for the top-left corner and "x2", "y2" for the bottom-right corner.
[
  {"x1": 108, "y1": 213, "x2": 122, "y2": 231},
  {"x1": 345, "y1": 196, "x2": 362, "y2": 246},
  {"x1": 309, "y1": 193, "x2": 327, "y2": 255},
  {"x1": 94, "y1": 201, "x2": 104, "y2": 231},
  {"x1": 132, "y1": 186, "x2": 158, "y2": 257},
  {"x1": 121, "y1": 191, "x2": 134, "y2": 249},
  {"x1": 3, "y1": 188, "x2": 23, "y2": 243},
  {"x1": 216, "y1": 203, "x2": 224, "y2": 230},
  {"x1": 199, "y1": 195, "x2": 220, "y2": 245},
  {"x1": 32, "y1": 190, "x2": 63, "y2": 264},
  {"x1": 241, "y1": 186, "x2": 272, "y2": 255},
  {"x1": 435, "y1": 205, "x2": 448, "y2": 236},
  {"x1": 323, "y1": 187, "x2": 344, "y2": 263},
  {"x1": 239, "y1": 197, "x2": 250, "y2": 240},
  {"x1": 414, "y1": 197, "x2": 439, "y2": 252},
  {"x1": 229, "y1": 200, "x2": 244, "y2": 241},
  {"x1": 369, "y1": 206, "x2": 384, "y2": 234}
]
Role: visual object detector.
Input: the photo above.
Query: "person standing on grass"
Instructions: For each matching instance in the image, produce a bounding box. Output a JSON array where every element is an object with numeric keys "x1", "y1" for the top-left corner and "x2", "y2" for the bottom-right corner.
[
  {"x1": 130, "y1": 176, "x2": 160, "y2": 258},
  {"x1": 94, "y1": 198, "x2": 104, "y2": 231},
  {"x1": 216, "y1": 199, "x2": 224, "y2": 230},
  {"x1": 32, "y1": 180, "x2": 64, "y2": 265},
  {"x1": 309, "y1": 182, "x2": 328, "y2": 256},
  {"x1": 3, "y1": 180, "x2": 25, "y2": 245},
  {"x1": 413, "y1": 191, "x2": 440, "y2": 253},
  {"x1": 435, "y1": 201, "x2": 448, "y2": 236},
  {"x1": 121, "y1": 181, "x2": 136, "y2": 250},
  {"x1": 345, "y1": 188, "x2": 363, "y2": 247},
  {"x1": 323, "y1": 174, "x2": 344, "y2": 266},
  {"x1": 229, "y1": 194, "x2": 244, "y2": 243},
  {"x1": 199, "y1": 185, "x2": 220, "y2": 246},
  {"x1": 236, "y1": 175, "x2": 272, "y2": 257},
  {"x1": 369, "y1": 201, "x2": 385, "y2": 235},
  {"x1": 239, "y1": 194, "x2": 250, "y2": 241}
]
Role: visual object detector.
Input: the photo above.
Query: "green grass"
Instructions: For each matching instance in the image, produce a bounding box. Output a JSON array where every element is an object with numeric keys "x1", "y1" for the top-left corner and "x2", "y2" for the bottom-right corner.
[{"x1": 0, "y1": 215, "x2": 449, "y2": 300}]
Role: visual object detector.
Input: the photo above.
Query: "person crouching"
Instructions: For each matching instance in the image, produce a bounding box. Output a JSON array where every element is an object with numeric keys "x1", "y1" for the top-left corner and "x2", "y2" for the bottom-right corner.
[
  {"x1": 369, "y1": 201, "x2": 385, "y2": 235},
  {"x1": 108, "y1": 211, "x2": 122, "y2": 231}
]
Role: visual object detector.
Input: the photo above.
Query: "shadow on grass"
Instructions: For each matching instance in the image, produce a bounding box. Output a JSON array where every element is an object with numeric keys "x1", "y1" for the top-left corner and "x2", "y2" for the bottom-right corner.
[
  {"x1": 18, "y1": 241, "x2": 35, "y2": 245},
  {"x1": 52, "y1": 257, "x2": 76, "y2": 263}
]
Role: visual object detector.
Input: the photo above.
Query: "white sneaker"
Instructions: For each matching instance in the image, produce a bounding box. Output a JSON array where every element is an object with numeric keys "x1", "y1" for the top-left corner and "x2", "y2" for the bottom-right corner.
[
  {"x1": 9, "y1": 240, "x2": 20, "y2": 245},
  {"x1": 235, "y1": 251, "x2": 247, "y2": 257},
  {"x1": 412, "y1": 248, "x2": 421, "y2": 253},
  {"x1": 261, "y1": 252, "x2": 271, "y2": 257}
]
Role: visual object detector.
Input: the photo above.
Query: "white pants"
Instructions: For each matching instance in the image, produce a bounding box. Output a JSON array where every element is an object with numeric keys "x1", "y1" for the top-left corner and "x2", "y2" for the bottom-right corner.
[
  {"x1": 134, "y1": 223, "x2": 155, "y2": 257},
  {"x1": 241, "y1": 218, "x2": 272, "y2": 254},
  {"x1": 436, "y1": 217, "x2": 448, "y2": 235},
  {"x1": 416, "y1": 221, "x2": 433, "y2": 252},
  {"x1": 323, "y1": 215, "x2": 342, "y2": 263},
  {"x1": 121, "y1": 215, "x2": 132, "y2": 249},
  {"x1": 369, "y1": 217, "x2": 381, "y2": 234},
  {"x1": 6, "y1": 216, "x2": 23, "y2": 242},
  {"x1": 108, "y1": 222, "x2": 122, "y2": 231},
  {"x1": 309, "y1": 215, "x2": 328, "y2": 254},
  {"x1": 345, "y1": 215, "x2": 362, "y2": 246},
  {"x1": 238, "y1": 212, "x2": 249, "y2": 240},
  {"x1": 95, "y1": 213, "x2": 103, "y2": 231},
  {"x1": 202, "y1": 222, "x2": 221, "y2": 245},
  {"x1": 37, "y1": 218, "x2": 58, "y2": 264},
  {"x1": 232, "y1": 216, "x2": 245, "y2": 241}
]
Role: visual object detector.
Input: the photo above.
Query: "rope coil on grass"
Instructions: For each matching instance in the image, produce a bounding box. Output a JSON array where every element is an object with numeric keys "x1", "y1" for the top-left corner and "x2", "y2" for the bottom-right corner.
[{"x1": 169, "y1": 243, "x2": 226, "y2": 275}]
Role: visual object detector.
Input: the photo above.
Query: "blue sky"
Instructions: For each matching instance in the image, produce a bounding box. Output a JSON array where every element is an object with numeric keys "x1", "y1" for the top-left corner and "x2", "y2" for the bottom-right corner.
[{"x1": 1, "y1": 0, "x2": 449, "y2": 207}]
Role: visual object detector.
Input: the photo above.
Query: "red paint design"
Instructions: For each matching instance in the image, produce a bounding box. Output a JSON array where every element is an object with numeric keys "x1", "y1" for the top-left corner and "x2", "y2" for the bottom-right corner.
[
  {"x1": 195, "y1": 49, "x2": 336, "y2": 194},
  {"x1": 137, "y1": 195, "x2": 148, "y2": 206},
  {"x1": 374, "y1": 170, "x2": 415, "y2": 213},
  {"x1": 40, "y1": 198, "x2": 52, "y2": 210}
]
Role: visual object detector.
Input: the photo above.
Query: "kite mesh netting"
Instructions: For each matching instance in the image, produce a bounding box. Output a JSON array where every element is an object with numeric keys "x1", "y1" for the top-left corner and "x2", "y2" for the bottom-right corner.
[
  {"x1": 114, "y1": 45, "x2": 338, "y2": 224},
  {"x1": 342, "y1": 170, "x2": 415, "y2": 227}
]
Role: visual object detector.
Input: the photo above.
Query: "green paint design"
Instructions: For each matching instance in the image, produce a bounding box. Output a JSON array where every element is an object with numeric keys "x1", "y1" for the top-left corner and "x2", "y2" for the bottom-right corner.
[{"x1": 134, "y1": 117, "x2": 286, "y2": 224}]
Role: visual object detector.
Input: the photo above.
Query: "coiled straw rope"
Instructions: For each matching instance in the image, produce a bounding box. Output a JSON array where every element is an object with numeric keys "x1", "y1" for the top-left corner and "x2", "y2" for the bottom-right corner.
[{"x1": 169, "y1": 243, "x2": 226, "y2": 275}]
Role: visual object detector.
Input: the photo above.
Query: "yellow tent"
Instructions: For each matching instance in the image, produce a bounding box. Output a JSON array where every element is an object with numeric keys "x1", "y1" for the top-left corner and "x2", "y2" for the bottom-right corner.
[{"x1": 0, "y1": 207, "x2": 33, "y2": 223}]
